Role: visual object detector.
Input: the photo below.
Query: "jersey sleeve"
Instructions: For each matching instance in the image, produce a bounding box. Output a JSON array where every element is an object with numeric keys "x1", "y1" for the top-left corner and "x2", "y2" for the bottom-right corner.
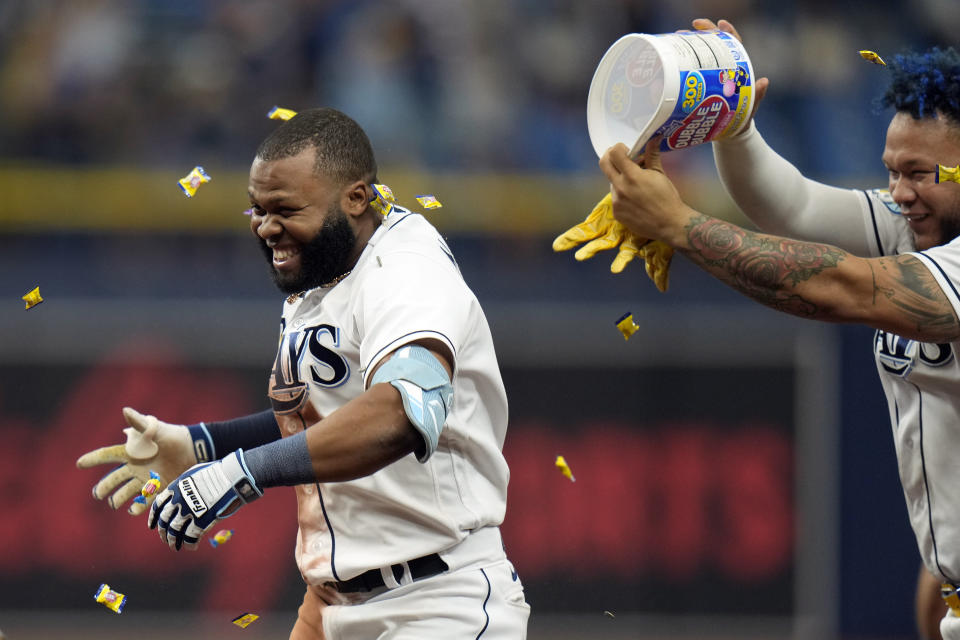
[
  {"x1": 354, "y1": 246, "x2": 473, "y2": 388},
  {"x1": 909, "y1": 237, "x2": 960, "y2": 321},
  {"x1": 712, "y1": 123, "x2": 907, "y2": 257}
]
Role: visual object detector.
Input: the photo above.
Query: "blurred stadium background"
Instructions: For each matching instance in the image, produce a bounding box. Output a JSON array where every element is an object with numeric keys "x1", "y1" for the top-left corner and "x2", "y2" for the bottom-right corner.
[{"x1": 1, "y1": 0, "x2": 956, "y2": 638}]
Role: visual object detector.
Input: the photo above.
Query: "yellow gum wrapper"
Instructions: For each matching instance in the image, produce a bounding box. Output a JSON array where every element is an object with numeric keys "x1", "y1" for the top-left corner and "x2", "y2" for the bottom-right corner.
[
  {"x1": 267, "y1": 106, "x2": 298, "y2": 121},
  {"x1": 132, "y1": 470, "x2": 162, "y2": 505},
  {"x1": 370, "y1": 183, "x2": 397, "y2": 216},
  {"x1": 210, "y1": 529, "x2": 234, "y2": 547},
  {"x1": 937, "y1": 164, "x2": 960, "y2": 184},
  {"x1": 94, "y1": 583, "x2": 127, "y2": 614},
  {"x1": 415, "y1": 194, "x2": 442, "y2": 210},
  {"x1": 232, "y1": 613, "x2": 260, "y2": 628},
  {"x1": 616, "y1": 312, "x2": 639, "y2": 340},
  {"x1": 555, "y1": 455, "x2": 575, "y2": 482},
  {"x1": 859, "y1": 50, "x2": 886, "y2": 66},
  {"x1": 22, "y1": 286, "x2": 42, "y2": 310},
  {"x1": 178, "y1": 166, "x2": 211, "y2": 197}
]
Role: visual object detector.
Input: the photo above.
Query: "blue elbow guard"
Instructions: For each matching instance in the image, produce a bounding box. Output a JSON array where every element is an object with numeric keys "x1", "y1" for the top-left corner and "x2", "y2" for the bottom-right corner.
[{"x1": 371, "y1": 345, "x2": 453, "y2": 462}]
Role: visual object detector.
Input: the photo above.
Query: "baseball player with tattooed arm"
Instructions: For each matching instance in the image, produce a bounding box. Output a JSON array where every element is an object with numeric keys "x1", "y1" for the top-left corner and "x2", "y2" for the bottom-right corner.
[
  {"x1": 565, "y1": 16, "x2": 960, "y2": 639},
  {"x1": 76, "y1": 107, "x2": 530, "y2": 639}
]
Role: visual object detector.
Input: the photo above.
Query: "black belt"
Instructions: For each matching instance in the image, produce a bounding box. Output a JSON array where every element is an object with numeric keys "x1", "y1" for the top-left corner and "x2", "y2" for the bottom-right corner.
[{"x1": 332, "y1": 553, "x2": 449, "y2": 593}]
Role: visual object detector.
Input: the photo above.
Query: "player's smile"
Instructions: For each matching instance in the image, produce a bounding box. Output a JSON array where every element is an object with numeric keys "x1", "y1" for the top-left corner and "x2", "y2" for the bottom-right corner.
[
  {"x1": 270, "y1": 245, "x2": 301, "y2": 271},
  {"x1": 883, "y1": 112, "x2": 960, "y2": 250},
  {"x1": 247, "y1": 148, "x2": 361, "y2": 293}
]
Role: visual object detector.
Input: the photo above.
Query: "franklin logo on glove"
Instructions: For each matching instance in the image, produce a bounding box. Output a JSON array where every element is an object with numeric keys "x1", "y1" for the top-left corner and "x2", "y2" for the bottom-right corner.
[{"x1": 180, "y1": 478, "x2": 207, "y2": 516}]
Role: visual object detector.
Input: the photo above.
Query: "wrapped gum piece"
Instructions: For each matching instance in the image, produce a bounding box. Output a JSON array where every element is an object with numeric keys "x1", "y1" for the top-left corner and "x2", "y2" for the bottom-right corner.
[
  {"x1": 232, "y1": 613, "x2": 260, "y2": 628},
  {"x1": 858, "y1": 50, "x2": 886, "y2": 66},
  {"x1": 210, "y1": 529, "x2": 234, "y2": 547},
  {"x1": 22, "y1": 286, "x2": 43, "y2": 310},
  {"x1": 94, "y1": 583, "x2": 127, "y2": 614},
  {"x1": 555, "y1": 455, "x2": 576, "y2": 482},
  {"x1": 267, "y1": 106, "x2": 298, "y2": 121},
  {"x1": 415, "y1": 194, "x2": 442, "y2": 210},
  {"x1": 370, "y1": 183, "x2": 396, "y2": 216},
  {"x1": 141, "y1": 470, "x2": 161, "y2": 498},
  {"x1": 616, "y1": 312, "x2": 639, "y2": 340},
  {"x1": 178, "y1": 166, "x2": 211, "y2": 198},
  {"x1": 937, "y1": 164, "x2": 960, "y2": 184}
]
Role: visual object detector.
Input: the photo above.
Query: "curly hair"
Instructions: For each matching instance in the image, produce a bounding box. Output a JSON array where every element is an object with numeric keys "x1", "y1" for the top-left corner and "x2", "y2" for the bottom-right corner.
[
  {"x1": 880, "y1": 47, "x2": 960, "y2": 124},
  {"x1": 256, "y1": 107, "x2": 378, "y2": 185}
]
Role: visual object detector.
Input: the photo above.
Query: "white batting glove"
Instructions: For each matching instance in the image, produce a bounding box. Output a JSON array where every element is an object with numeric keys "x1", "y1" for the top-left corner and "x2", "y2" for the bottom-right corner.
[
  {"x1": 148, "y1": 450, "x2": 262, "y2": 550},
  {"x1": 76, "y1": 407, "x2": 214, "y2": 516}
]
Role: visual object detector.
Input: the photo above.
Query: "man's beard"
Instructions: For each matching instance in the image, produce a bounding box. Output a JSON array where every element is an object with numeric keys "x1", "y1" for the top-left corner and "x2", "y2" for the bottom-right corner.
[{"x1": 259, "y1": 205, "x2": 357, "y2": 294}]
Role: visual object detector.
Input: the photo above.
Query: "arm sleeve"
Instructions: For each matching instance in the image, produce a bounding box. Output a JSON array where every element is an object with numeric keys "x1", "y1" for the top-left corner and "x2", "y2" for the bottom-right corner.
[
  {"x1": 201, "y1": 409, "x2": 281, "y2": 459},
  {"x1": 712, "y1": 122, "x2": 876, "y2": 255}
]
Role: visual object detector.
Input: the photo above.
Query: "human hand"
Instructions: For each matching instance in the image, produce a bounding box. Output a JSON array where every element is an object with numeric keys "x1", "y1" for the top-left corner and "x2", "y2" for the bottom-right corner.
[
  {"x1": 692, "y1": 18, "x2": 769, "y2": 128},
  {"x1": 76, "y1": 407, "x2": 213, "y2": 516},
  {"x1": 148, "y1": 450, "x2": 262, "y2": 550},
  {"x1": 600, "y1": 139, "x2": 691, "y2": 247}
]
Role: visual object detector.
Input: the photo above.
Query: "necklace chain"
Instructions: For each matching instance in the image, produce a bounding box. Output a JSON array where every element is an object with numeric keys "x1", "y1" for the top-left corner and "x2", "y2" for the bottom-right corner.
[{"x1": 320, "y1": 269, "x2": 352, "y2": 289}]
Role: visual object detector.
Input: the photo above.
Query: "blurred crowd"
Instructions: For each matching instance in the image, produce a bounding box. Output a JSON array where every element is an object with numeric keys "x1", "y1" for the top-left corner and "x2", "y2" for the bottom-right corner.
[{"x1": 0, "y1": 0, "x2": 956, "y2": 175}]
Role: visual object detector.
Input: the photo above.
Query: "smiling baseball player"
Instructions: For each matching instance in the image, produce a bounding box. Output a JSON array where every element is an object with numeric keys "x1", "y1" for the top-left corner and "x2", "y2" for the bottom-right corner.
[
  {"x1": 565, "y1": 18, "x2": 960, "y2": 640},
  {"x1": 77, "y1": 108, "x2": 529, "y2": 639}
]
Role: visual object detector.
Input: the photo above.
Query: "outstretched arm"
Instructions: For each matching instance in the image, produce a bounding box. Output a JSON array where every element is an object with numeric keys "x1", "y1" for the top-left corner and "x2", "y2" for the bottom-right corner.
[
  {"x1": 713, "y1": 124, "x2": 876, "y2": 255},
  {"x1": 148, "y1": 339, "x2": 452, "y2": 550},
  {"x1": 601, "y1": 141, "x2": 960, "y2": 343},
  {"x1": 695, "y1": 17, "x2": 875, "y2": 254}
]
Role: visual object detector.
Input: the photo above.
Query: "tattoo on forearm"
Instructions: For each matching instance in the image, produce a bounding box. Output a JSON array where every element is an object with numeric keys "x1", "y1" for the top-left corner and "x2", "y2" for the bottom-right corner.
[
  {"x1": 681, "y1": 213, "x2": 960, "y2": 339},
  {"x1": 873, "y1": 255, "x2": 958, "y2": 338},
  {"x1": 682, "y1": 213, "x2": 843, "y2": 317}
]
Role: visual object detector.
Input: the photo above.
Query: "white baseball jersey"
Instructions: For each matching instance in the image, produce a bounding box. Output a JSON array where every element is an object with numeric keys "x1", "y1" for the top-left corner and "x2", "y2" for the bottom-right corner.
[
  {"x1": 715, "y1": 125, "x2": 960, "y2": 585},
  {"x1": 862, "y1": 187, "x2": 960, "y2": 584},
  {"x1": 266, "y1": 206, "x2": 511, "y2": 586}
]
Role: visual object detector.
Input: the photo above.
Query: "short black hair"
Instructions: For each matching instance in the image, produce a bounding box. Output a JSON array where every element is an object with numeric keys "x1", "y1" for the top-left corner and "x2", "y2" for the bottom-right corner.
[
  {"x1": 256, "y1": 107, "x2": 378, "y2": 185},
  {"x1": 881, "y1": 47, "x2": 960, "y2": 124}
]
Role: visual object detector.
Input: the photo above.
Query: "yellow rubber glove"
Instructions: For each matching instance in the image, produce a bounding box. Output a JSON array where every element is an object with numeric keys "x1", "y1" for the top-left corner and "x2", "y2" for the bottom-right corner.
[
  {"x1": 552, "y1": 193, "x2": 674, "y2": 291},
  {"x1": 76, "y1": 408, "x2": 206, "y2": 516}
]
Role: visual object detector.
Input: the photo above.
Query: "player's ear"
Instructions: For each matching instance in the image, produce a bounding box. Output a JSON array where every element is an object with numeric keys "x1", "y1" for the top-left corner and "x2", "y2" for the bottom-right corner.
[{"x1": 341, "y1": 181, "x2": 369, "y2": 218}]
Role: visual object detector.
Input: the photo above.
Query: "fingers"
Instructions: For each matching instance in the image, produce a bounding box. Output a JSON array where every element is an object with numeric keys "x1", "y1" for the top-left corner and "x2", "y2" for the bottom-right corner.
[
  {"x1": 160, "y1": 503, "x2": 203, "y2": 550},
  {"x1": 755, "y1": 76, "x2": 770, "y2": 106},
  {"x1": 610, "y1": 234, "x2": 646, "y2": 274},
  {"x1": 150, "y1": 486, "x2": 198, "y2": 551},
  {"x1": 128, "y1": 499, "x2": 148, "y2": 517},
  {"x1": 553, "y1": 194, "x2": 613, "y2": 252},
  {"x1": 604, "y1": 138, "x2": 662, "y2": 181},
  {"x1": 76, "y1": 444, "x2": 128, "y2": 469},
  {"x1": 691, "y1": 18, "x2": 717, "y2": 31},
  {"x1": 574, "y1": 222, "x2": 623, "y2": 261},
  {"x1": 123, "y1": 408, "x2": 160, "y2": 461},
  {"x1": 168, "y1": 509, "x2": 191, "y2": 550},
  {"x1": 610, "y1": 244, "x2": 637, "y2": 273},
  {"x1": 91, "y1": 464, "x2": 134, "y2": 500},
  {"x1": 181, "y1": 521, "x2": 204, "y2": 551},
  {"x1": 717, "y1": 19, "x2": 741, "y2": 40},
  {"x1": 122, "y1": 407, "x2": 149, "y2": 433},
  {"x1": 691, "y1": 18, "x2": 741, "y2": 41},
  {"x1": 552, "y1": 222, "x2": 597, "y2": 251},
  {"x1": 641, "y1": 241, "x2": 675, "y2": 293},
  {"x1": 599, "y1": 143, "x2": 630, "y2": 183},
  {"x1": 639, "y1": 137, "x2": 664, "y2": 172},
  {"x1": 107, "y1": 477, "x2": 144, "y2": 510},
  {"x1": 148, "y1": 487, "x2": 172, "y2": 530}
]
